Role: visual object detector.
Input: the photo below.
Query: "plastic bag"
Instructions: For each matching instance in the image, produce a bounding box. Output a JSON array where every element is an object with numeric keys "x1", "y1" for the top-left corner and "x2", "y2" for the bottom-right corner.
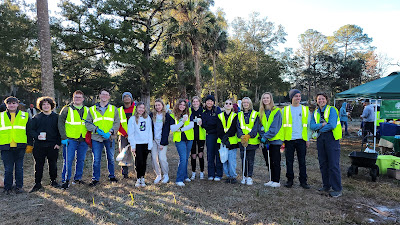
[
  {"x1": 219, "y1": 144, "x2": 228, "y2": 163},
  {"x1": 116, "y1": 144, "x2": 130, "y2": 161}
]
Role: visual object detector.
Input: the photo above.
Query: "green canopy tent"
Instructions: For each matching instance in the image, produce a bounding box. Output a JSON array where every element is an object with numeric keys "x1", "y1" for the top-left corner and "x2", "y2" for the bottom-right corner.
[{"x1": 335, "y1": 72, "x2": 400, "y2": 151}]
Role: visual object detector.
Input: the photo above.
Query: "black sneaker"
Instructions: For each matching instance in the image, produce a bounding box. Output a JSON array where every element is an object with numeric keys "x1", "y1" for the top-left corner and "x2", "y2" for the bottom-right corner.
[
  {"x1": 29, "y1": 183, "x2": 42, "y2": 193},
  {"x1": 15, "y1": 187, "x2": 24, "y2": 194},
  {"x1": 109, "y1": 177, "x2": 118, "y2": 183},
  {"x1": 225, "y1": 178, "x2": 231, "y2": 184},
  {"x1": 230, "y1": 178, "x2": 238, "y2": 184},
  {"x1": 61, "y1": 181, "x2": 70, "y2": 190},
  {"x1": 284, "y1": 180, "x2": 293, "y2": 188},
  {"x1": 123, "y1": 174, "x2": 129, "y2": 179},
  {"x1": 89, "y1": 180, "x2": 99, "y2": 187},
  {"x1": 51, "y1": 180, "x2": 60, "y2": 188},
  {"x1": 300, "y1": 183, "x2": 310, "y2": 189},
  {"x1": 73, "y1": 180, "x2": 86, "y2": 185}
]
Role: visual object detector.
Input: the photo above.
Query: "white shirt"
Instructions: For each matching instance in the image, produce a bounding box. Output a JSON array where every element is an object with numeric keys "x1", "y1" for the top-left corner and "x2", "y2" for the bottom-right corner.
[{"x1": 127, "y1": 116, "x2": 153, "y2": 150}]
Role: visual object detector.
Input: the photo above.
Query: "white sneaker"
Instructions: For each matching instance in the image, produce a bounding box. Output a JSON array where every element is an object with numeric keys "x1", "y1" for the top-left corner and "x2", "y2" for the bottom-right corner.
[
  {"x1": 264, "y1": 181, "x2": 273, "y2": 186},
  {"x1": 135, "y1": 179, "x2": 141, "y2": 187},
  {"x1": 208, "y1": 177, "x2": 214, "y2": 181},
  {"x1": 176, "y1": 181, "x2": 185, "y2": 187},
  {"x1": 199, "y1": 172, "x2": 204, "y2": 179},
  {"x1": 241, "y1": 177, "x2": 247, "y2": 184},
  {"x1": 185, "y1": 178, "x2": 191, "y2": 182},
  {"x1": 141, "y1": 178, "x2": 146, "y2": 187},
  {"x1": 214, "y1": 177, "x2": 221, "y2": 181},
  {"x1": 191, "y1": 172, "x2": 196, "y2": 180},
  {"x1": 246, "y1": 177, "x2": 253, "y2": 185},
  {"x1": 161, "y1": 175, "x2": 169, "y2": 183},
  {"x1": 270, "y1": 182, "x2": 281, "y2": 188},
  {"x1": 154, "y1": 175, "x2": 162, "y2": 184}
]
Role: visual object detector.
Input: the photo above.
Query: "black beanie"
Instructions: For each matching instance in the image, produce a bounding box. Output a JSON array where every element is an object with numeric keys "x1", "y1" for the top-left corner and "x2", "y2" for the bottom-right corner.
[{"x1": 205, "y1": 95, "x2": 215, "y2": 103}]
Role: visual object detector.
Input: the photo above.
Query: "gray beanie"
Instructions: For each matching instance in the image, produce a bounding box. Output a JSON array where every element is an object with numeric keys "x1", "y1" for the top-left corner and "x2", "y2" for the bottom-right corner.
[
  {"x1": 289, "y1": 89, "x2": 301, "y2": 100},
  {"x1": 122, "y1": 92, "x2": 133, "y2": 102}
]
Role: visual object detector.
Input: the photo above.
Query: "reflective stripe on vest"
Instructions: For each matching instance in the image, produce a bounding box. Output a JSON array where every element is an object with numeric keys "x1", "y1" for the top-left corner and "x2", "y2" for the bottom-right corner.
[
  {"x1": 170, "y1": 113, "x2": 194, "y2": 142},
  {"x1": 282, "y1": 105, "x2": 309, "y2": 141},
  {"x1": 65, "y1": 106, "x2": 89, "y2": 139},
  {"x1": 90, "y1": 105, "x2": 115, "y2": 132},
  {"x1": 238, "y1": 110, "x2": 260, "y2": 145},
  {"x1": 313, "y1": 105, "x2": 342, "y2": 140},
  {"x1": 376, "y1": 111, "x2": 385, "y2": 126},
  {"x1": 190, "y1": 108, "x2": 206, "y2": 141},
  {"x1": 0, "y1": 111, "x2": 28, "y2": 146},
  {"x1": 261, "y1": 107, "x2": 284, "y2": 141},
  {"x1": 217, "y1": 112, "x2": 239, "y2": 145}
]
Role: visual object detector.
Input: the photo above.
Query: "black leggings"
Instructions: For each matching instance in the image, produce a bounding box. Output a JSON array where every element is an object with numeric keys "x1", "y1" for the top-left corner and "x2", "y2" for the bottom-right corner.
[
  {"x1": 191, "y1": 140, "x2": 205, "y2": 172},
  {"x1": 135, "y1": 144, "x2": 149, "y2": 178},
  {"x1": 262, "y1": 144, "x2": 282, "y2": 182}
]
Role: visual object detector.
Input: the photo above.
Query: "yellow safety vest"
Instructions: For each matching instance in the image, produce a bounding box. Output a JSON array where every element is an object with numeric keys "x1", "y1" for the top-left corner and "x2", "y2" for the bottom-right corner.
[
  {"x1": 313, "y1": 105, "x2": 342, "y2": 140},
  {"x1": 376, "y1": 111, "x2": 385, "y2": 126},
  {"x1": 217, "y1": 112, "x2": 239, "y2": 145},
  {"x1": 260, "y1": 107, "x2": 284, "y2": 141},
  {"x1": 238, "y1": 110, "x2": 260, "y2": 145},
  {"x1": 0, "y1": 111, "x2": 28, "y2": 146},
  {"x1": 90, "y1": 104, "x2": 116, "y2": 132},
  {"x1": 170, "y1": 113, "x2": 194, "y2": 142},
  {"x1": 65, "y1": 106, "x2": 89, "y2": 139},
  {"x1": 190, "y1": 108, "x2": 206, "y2": 140},
  {"x1": 118, "y1": 106, "x2": 136, "y2": 135},
  {"x1": 282, "y1": 105, "x2": 309, "y2": 141}
]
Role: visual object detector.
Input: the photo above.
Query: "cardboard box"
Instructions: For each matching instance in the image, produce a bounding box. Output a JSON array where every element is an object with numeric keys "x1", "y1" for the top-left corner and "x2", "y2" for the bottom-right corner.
[{"x1": 387, "y1": 168, "x2": 400, "y2": 180}]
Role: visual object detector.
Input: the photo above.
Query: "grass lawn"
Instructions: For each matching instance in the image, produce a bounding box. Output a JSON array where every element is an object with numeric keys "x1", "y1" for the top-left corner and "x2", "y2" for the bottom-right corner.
[{"x1": 1, "y1": 124, "x2": 400, "y2": 224}]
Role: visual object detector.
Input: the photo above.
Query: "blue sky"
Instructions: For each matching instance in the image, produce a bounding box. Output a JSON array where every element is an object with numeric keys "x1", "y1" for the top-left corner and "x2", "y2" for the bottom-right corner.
[
  {"x1": 32, "y1": 0, "x2": 400, "y2": 74},
  {"x1": 212, "y1": 0, "x2": 400, "y2": 74}
]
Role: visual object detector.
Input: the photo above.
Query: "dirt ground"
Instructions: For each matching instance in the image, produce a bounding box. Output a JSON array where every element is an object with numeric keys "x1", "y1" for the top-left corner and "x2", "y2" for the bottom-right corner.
[{"x1": 1, "y1": 121, "x2": 400, "y2": 224}]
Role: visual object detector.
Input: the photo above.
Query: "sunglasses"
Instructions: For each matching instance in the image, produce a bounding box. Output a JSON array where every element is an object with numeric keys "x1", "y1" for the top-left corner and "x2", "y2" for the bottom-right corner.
[{"x1": 225, "y1": 102, "x2": 232, "y2": 105}]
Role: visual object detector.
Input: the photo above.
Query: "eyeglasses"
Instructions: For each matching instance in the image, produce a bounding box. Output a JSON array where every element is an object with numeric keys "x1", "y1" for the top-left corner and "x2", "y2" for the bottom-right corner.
[{"x1": 225, "y1": 102, "x2": 232, "y2": 105}]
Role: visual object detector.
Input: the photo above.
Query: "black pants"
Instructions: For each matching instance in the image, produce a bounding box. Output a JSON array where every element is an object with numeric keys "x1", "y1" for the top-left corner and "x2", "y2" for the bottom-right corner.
[
  {"x1": 135, "y1": 144, "x2": 149, "y2": 178},
  {"x1": 262, "y1": 144, "x2": 281, "y2": 182},
  {"x1": 240, "y1": 149, "x2": 256, "y2": 177},
  {"x1": 362, "y1": 122, "x2": 374, "y2": 143},
  {"x1": 284, "y1": 139, "x2": 307, "y2": 184},
  {"x1": 191, "y1": 139, "x2": 205, "y2": 172},
  {"x1": 33, "y1": 146, "x2": 59, "y2": 184}
]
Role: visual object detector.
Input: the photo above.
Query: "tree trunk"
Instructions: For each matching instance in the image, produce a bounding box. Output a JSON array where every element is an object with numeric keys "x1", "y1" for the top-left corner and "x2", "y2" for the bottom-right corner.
[
  {"x1": 37, "y1": 0, "x2": 55, "y2": 98},
  {"x1": 192, "y1": 42, "x2": 201, "y2": 97},
  {"x1": 212, "y1": 53, "x2": 218, "y2": 104}
]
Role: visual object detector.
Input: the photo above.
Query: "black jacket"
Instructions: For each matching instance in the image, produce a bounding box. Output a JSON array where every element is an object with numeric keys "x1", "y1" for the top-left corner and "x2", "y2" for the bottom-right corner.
[
  {"x1": 201, "y1": 106, "x2": 222, "y2": 135},
  {"x1": 29, "y1": 112, "x2": 61, "y2": 148}
]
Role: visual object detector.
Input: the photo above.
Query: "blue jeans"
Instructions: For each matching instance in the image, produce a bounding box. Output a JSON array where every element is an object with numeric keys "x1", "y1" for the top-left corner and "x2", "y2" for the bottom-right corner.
[
  {"x1": 223, "y1": 149, "x2": 237, "y2": 178},
  {"x1": 317, "y1": 132, "x2": 342, "y2": 192},
  {"x1": 91, "y1": 139, "x2": 115, "y2": 181},
  {"x1": 1, "y1": 148, "x2": 25, "y2": 190},
  {"x1": 340, "y1": 121, "x2": 348, "y2": 134},
  {"x1": 175, "y1": 140, "x2": 193, "y2": 182},
  {"x1": 206, "y1": 134, "x2": 223, "y2": 178},
  {"x1": 62, "y1": 140, "x2": 88, "y2": 182}
]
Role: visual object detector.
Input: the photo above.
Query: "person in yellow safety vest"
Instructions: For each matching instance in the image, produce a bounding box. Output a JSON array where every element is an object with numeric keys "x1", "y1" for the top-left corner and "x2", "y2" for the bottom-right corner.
[
  {"x1": 310, "y1": 92, "x2": 343, "y2": 198},
  {"x1": 85, "y1": 89, "x2": 120, "y2": 187},
  {"x1": 259, "y1": 92, "x2": 284, "y2": 188},
  {"x1": 376, "y1": 107, "x2": 385, "y2": 126},
  {"x1": 162, "y1": 99, "x2": 194, "y2": 187},
  {"x1": 117, "y1": 92, "x2": 136, "y2": 179},
  {"x1": 190, "y1": 96, "x2": 206, "y2": 180},
  {"x1": 150, "y1": 98, "x2": 169, "y2": 184},
  {"x1": 28, "y1": 97, "x2": 61, "y2": 193},
  {"x1": 282, "y1": 89, "x2": 311, "y2": 189},
  {"x1": 236, "y1": 97, "x2": 260, "y2": 186},
  {"x1": 0, "y1": 96, "x2": 33, "y2": 194},
  {"x1": 216, "y1": 99, "x2": 239, "y2": 184},
  {"x1": 57, "y1": 90, "x2": 90, "y2": 189}
]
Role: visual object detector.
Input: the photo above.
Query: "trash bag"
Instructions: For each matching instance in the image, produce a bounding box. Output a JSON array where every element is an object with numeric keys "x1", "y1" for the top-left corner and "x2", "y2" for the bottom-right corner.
[
  {"x1": 219, "y1": 144, "x2": 228, "y2": 163},
  {"x1": 116, "y1": 144, "x2": 130, "y2": 161}
]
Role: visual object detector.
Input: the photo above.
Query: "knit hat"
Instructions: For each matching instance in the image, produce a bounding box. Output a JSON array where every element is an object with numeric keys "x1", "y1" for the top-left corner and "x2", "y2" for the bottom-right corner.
[
  {"x1": 205, "y1": 95, "x2": 215, "y2": 103},
  {"x1": 122, "y1": 92, "x2": 133, "y2": 102},
  {"x1": 289, "y1": 89, "x2": 301, "y2": 100}
]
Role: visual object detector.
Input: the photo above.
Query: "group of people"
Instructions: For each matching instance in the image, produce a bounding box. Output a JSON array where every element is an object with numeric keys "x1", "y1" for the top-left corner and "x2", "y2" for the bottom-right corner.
[{"x1": 0, "y1": 88, "x2": 344, "y2": 198}]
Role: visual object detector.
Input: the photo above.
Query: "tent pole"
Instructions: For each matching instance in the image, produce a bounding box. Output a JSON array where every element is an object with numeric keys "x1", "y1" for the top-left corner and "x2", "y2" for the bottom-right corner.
[
  {"x1": 373, "y1": 99, "x2": 377, "y2": 152},
  {"x1": 334, "y1": 98, "x2": 336, "y2": 107}
]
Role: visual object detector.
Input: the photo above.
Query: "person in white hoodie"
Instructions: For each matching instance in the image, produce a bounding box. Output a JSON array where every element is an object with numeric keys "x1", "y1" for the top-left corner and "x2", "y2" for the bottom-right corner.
[{"x1": 128, "y1": 102, "x2": 153, "y2": 187}]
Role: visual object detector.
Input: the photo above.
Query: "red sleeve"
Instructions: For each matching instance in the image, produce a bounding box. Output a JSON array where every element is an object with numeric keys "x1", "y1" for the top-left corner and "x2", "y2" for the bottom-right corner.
[{"x1": 118, "y1": 124, "x2": 128, "y2": 137}]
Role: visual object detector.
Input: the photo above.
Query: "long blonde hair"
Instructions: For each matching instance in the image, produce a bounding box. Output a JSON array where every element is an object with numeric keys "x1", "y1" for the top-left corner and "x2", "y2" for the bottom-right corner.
[
  {"x1": 241, "y1": 97, "x2": 253, "y2": 112},
  {"x1": 134, "y1": 102, "x2": 148, "y2": 124},
  {"x1": 152, "y1": 98, "x2": 166, "y2": 123},
  {"x1": 172, "y1": 99, "x2": 189, "y2": 119},
  {"x1": 259, "y1": 92, "x2": 276, "y2": 120}
]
